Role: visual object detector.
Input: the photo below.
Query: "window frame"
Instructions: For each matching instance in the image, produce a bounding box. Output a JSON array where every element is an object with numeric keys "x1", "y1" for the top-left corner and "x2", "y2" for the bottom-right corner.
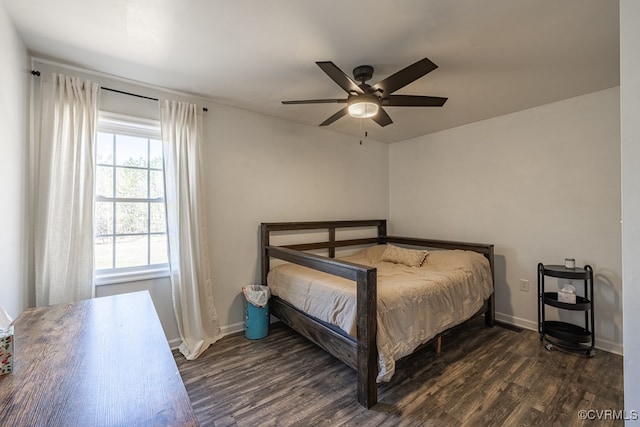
[{"x1": 94, "y1": 112, "x2": 169, "y2": 285}]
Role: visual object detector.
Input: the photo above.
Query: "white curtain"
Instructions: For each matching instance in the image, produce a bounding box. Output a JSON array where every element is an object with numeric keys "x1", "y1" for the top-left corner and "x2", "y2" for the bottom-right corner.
[
  {"x1": 34, "y1": 74, "x2": 99, "y2": 306},
  {"x1": 160, "y1": 99, "x2": 221, "y2": 360}
]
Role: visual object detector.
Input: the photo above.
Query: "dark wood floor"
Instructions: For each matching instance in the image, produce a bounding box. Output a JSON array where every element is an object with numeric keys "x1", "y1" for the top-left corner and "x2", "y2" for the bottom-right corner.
[{"x1": 174, "y1": 318, "x2": 623, "y2": 427}]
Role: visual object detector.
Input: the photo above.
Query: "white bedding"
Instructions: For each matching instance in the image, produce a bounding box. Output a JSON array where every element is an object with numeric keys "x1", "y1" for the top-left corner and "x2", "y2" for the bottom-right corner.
[{"x1": 267, "y1": 245, "x2": 493, "y2": 382}]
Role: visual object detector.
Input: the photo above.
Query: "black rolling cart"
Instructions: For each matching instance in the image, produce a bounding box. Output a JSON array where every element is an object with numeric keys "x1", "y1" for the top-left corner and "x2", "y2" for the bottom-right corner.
[{"x1": 537, "y1": 263, "x2": 595, "y2": 357}]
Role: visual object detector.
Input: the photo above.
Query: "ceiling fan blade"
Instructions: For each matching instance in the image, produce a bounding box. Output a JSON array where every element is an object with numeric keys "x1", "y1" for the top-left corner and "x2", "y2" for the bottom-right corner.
[
  {"x1": 282, "y1": 99, "x2": 347, "y2": 105},
  {"x1": 371, "y1": 107, "x2": 393, "y2": 127},
  {"x1": 319, "y1": 107, "x2": 349, "y2": 126},
  {"x1": 373, "y1": 58, "x2": 438, "y2": 95},
  {"x1": 316, "y1": 61, "x2": 364, "y2": 95},
  {"x1": 383, "y1": 95, "x2": 447, "y2": 107}
]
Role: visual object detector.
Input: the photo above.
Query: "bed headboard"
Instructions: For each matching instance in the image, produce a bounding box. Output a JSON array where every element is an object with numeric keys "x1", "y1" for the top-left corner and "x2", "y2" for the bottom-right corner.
[{"x1": 261, "y1": 219, "x2": 495, "y2": 288}]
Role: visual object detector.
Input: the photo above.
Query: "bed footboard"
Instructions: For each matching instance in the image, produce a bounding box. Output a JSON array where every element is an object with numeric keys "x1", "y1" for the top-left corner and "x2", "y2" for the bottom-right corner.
[{"x1": 265, "y1": 245, "x2": 378, "y2": 408}]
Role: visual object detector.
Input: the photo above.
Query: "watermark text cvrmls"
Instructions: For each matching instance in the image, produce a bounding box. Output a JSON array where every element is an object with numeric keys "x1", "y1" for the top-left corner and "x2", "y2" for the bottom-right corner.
[{"x1": 578, "y1": 409, "x2": 639, "y2": 421}]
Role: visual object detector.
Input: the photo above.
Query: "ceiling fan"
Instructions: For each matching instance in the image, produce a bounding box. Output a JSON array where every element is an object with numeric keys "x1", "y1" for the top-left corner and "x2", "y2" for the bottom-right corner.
[{"x1": 282, "y1": 57, "x2": 447, "y2": 127}]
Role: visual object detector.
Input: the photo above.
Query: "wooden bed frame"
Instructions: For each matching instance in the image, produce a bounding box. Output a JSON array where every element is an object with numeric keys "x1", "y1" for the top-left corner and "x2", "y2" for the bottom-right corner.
[{"x1": 260, "y1": 219, "x2": 495, "y2": 408}]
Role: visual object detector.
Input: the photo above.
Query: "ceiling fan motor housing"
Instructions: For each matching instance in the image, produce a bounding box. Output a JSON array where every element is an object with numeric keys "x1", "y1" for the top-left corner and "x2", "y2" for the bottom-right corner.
[{"x1": 353, "y1": 65, "x2": 374, "y2": 83}]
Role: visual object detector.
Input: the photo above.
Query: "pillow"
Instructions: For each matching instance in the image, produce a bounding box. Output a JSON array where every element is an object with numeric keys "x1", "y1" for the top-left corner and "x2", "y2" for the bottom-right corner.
[{"x1": 381, "y1": 244, "x2": 429, "y2": 267}]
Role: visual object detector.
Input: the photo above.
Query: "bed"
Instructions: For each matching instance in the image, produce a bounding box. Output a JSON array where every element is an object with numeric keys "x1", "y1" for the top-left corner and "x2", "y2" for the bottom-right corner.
[{"x1": 261, "y1": 220, "x2": 495, "y2": 408}]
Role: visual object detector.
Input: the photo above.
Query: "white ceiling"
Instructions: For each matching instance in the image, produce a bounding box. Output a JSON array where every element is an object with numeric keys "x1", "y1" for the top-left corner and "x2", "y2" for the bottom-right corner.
[{"x1": 4, "y1": 0, "x2": 620, "y2": 143}]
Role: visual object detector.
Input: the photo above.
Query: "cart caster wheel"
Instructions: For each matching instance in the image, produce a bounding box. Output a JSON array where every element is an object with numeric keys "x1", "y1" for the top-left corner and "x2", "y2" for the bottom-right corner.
[
  {"x1": 545, "y1": 343, "x2": 553, "y2": 351},
  {"x1": 587, "y1": 349, "x2": 596, "y2": 358}
]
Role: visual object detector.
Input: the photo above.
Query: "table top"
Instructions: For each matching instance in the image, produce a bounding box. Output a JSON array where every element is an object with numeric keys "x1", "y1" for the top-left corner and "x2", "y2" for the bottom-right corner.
[{"x1": 0, "y1": 291, "x2": 198, "y2": 426}]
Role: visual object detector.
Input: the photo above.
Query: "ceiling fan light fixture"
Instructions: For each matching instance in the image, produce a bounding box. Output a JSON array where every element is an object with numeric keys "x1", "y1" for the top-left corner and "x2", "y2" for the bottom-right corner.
[{"x1": 348, "y1": 97, "x2": 379, "y2": 118}]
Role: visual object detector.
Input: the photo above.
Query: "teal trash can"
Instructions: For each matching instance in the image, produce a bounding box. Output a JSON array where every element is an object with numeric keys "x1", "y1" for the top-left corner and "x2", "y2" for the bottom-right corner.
[{"x1": 242, "y1": 285, "x2": 270, "y2": 340}]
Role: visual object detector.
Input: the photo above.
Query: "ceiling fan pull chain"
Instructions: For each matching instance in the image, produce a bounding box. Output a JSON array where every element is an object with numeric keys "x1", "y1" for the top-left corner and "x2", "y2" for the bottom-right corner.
[{"x1": 359, "y1": 121, "x2": 368, "y2": 145}]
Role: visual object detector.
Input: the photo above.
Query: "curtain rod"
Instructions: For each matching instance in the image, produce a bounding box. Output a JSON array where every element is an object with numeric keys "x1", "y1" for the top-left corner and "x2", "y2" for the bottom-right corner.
[{"x1": 31, "y1": 70, "x2": 208, "y2": 112}]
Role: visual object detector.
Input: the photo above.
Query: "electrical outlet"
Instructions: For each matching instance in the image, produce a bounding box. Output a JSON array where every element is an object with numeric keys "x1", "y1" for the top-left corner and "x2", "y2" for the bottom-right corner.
[{"x1": 520, "y1": 279, "x2": 529, "y2": 292}]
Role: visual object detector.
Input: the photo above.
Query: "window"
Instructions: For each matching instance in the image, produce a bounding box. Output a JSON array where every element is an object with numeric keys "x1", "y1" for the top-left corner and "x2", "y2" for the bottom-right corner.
[{"x1": 94, "y1": 112, "x2": 168, "y2": 283}]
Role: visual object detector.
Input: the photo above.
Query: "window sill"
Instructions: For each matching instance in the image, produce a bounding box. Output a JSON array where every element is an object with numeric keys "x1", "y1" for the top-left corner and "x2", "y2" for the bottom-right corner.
[{"x1": 95, "y1": 265, "x2": 170, "y2": 286}]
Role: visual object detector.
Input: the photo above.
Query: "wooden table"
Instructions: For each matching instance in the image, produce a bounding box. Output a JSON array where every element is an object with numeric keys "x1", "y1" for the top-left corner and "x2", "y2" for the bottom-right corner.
[{"x1": 0, "y1": 291, "x2": 199, "y2": 426}]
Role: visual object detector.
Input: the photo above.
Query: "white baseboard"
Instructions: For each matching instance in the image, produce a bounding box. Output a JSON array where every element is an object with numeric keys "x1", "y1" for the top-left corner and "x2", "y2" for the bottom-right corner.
[
  {"x1": 220, "y1": 321, "x2": 244, "y2": 337},
  {"x1": 495, "y1": 312, "x2": 538, "y2": 331},
  {"x1": 168, "y1": 322, "x2": 245, "y2": 351},
  {"x1": 495, "y1": 311, "x2": 623, "y2": 356},
  {"x1": 591, "y1": 337, "x2": 623, "y2": 356}
]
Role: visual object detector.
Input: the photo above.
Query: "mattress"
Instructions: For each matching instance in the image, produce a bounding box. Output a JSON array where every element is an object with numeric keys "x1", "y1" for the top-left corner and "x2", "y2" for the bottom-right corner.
[{"x1": 267, "y1": 245, "x2": 493, "y2": 382}]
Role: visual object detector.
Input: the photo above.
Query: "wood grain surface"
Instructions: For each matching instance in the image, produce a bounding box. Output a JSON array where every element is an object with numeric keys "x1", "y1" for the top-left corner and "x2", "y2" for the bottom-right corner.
[
  {"x1": 175, "y1": 318, "x2": 623, "y2": 427},
  {"x1": 0, "y1": 291, "x2": 198, "y2": 427}
]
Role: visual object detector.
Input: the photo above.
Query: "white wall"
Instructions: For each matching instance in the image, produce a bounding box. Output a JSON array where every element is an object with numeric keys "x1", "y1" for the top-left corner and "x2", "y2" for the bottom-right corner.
[
  {"x1": 0, "y1": 2, "x2": 29, "y2": 319},
  {"x1": 33, "y1": 59, "x2": 389, "y2": 341},
  {"x1": 389, "y1": 87, "x2": 622, "y2": 353},
  {"x1": 620, "y1": 0, "x2": 640, "y2": 418},
  {"x1": 204, "y1": 105, "x2": 389, "y2": 331}
]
